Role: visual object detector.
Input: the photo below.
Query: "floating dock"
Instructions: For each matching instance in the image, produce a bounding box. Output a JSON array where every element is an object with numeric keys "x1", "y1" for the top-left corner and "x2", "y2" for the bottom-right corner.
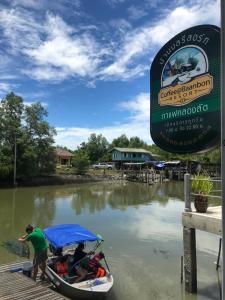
[{"x1": 0, "y1": 261, "x2": 69, "y2": 300}]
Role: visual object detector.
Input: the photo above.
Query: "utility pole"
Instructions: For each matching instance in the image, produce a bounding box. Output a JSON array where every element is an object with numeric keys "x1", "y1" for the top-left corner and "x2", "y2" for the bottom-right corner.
[
  {"x1": 13, "y1": 134, "x2": 17, "y2": 187},
  {"x1": 221, "y1": 0, "x2": 225, "y2": 298}
]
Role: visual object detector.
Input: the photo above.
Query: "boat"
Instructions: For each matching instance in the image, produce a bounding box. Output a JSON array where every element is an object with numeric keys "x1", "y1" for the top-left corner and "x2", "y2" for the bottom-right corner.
[{"x1": 43, "y1": 224, "x2": 113, "y2": 299}]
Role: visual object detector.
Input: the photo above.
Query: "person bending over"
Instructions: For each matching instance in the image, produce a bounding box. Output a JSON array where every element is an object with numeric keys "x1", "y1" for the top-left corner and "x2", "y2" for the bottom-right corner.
[{"x1": 18, "y1": 225, "x2": 48, "y2": 281}]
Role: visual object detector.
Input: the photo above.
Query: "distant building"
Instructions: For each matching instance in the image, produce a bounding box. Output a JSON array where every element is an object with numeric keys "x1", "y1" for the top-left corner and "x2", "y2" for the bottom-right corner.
[
  {"x1": 109, "y1": 147, "x2": 156, "y2": 168},
  {"x1": 55, "y1": 148, "x2": 73, "y2": 166}
]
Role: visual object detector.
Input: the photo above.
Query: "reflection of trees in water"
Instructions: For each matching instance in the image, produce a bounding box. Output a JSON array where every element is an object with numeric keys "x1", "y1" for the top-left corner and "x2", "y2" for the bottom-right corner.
[
  {"x1": 0, "y1": 187, "x2": 56, "y2": 239},
  {"x1": 70, "y1": 182, "x2": 154, "y2": 214},
  {"x1": 71, "y1": 184, "x2": 109, "y2": 215},
  {"x1": 32, "y1": 191, "x2": 56, "y2": 229},
  {"x1": 108, "y1": 182, "x2": 159, "y2": 209},
  {"x1": 152, "y1": 182, "x2": 184, "y2": 207},
  {"x1": 69, "y1": 181, "x2": 185, "y2": 214},
  {"x1": 0, "y1": 182, "x2": 186, "y2": 237},
  {"x1": 157, "y1": 181, "x2": 184, "y2": 199}
]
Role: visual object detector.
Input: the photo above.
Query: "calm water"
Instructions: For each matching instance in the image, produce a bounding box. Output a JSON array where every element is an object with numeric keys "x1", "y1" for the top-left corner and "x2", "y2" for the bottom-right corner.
[{"x1": 0, "y1": 181, "x2": 222, "y2": 300}]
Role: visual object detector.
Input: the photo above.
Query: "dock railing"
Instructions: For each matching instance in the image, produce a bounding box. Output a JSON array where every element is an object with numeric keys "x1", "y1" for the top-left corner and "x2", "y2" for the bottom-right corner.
[{"x1": 184, "y1": 173, "x2": 222, "y2": 212}]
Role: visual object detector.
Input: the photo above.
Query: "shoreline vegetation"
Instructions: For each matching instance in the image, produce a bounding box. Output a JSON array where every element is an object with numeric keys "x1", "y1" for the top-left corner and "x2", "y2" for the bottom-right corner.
[
  {"x1": 0, "y1": 172, "x2": 124, "y2": 188},
  {"x1": 0, "y1": 93, "x2": 221, "y2": 189}
]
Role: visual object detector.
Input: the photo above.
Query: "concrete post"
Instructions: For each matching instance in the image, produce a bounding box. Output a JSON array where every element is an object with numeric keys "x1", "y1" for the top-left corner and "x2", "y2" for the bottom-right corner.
[
  {"x1": 183, "y1": 226, "x2": 197, "y2": 293},
  {"x1": 184, "y1": 173, "x2": 192, "y2": 212}
]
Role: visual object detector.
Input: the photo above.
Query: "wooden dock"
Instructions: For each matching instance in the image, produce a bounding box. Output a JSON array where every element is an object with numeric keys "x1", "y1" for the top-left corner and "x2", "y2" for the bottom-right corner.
[
  {"x1": 0, "y1": 261, "x2": 69, "y2": 300},
  {"x1": 182, "y1": 205, "x2": 222, "y2": 236},
  {"x1": 182, "y1": 205, "x2": 222, "y2": 293}
]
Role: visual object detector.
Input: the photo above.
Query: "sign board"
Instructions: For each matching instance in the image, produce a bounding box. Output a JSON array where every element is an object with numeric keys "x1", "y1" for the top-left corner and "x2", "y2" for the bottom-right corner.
[{"x1": 150, "y1": 25, "x2": 220, "y2": 153}]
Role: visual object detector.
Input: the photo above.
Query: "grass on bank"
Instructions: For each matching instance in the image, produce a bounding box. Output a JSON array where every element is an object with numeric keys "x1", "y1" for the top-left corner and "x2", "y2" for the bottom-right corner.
[{"x1": 55, "y1": 165, "x2": 120, "y2": 177}]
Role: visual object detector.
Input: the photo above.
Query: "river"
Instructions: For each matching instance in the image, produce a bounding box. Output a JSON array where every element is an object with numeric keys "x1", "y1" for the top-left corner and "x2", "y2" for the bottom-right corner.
[{"x1": 0, "y1": 181, "x2": 221, "y2": 300}]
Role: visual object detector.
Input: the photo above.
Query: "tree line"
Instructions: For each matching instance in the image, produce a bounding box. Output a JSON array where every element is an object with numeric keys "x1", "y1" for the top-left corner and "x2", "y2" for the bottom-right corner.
[
  {"x1": 71, "y1": 133, "x2": 221, "y2": 174},
  {"x1": 0, "y1": 93, "x2": 56, "y2": 181},
  {"x1": 0, "y1": 93, "x2": 221, "y2": 181}
]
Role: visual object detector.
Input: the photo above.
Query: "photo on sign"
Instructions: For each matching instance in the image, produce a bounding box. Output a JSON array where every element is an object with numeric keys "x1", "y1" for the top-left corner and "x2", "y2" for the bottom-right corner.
[{"x1": 161, "y1": 46, "x2": 208, "y2": 87}]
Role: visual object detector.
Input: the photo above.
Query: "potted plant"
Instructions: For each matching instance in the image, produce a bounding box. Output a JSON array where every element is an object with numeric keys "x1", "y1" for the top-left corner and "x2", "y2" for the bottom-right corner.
[{"x1": 191, "y1": 174, "x2": 213, "y2": 213}]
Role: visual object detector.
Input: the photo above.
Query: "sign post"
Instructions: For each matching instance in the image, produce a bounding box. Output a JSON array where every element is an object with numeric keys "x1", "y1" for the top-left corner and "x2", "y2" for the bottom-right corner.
[
  {"x1": 150, "y1": 24, "x2": 222, "y2": 295},
  {"x1": 221, "y1": 0, "x2": 225, "y2": 297}
]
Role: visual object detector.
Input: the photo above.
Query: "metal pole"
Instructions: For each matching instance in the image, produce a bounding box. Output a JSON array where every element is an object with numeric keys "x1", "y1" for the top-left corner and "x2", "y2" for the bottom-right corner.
[
  {"x1": 216, "y1": 238, "x2": 222, "y2": 270},
  {"x1": 13, "y1": 134, "x2": 17, "y2": 187},
  {"x1": 221, "y1": 0, "x2": 225, "y2": 297},
  {"x1": 184, "y1": 173, "x2": 191, "y2": 212}
]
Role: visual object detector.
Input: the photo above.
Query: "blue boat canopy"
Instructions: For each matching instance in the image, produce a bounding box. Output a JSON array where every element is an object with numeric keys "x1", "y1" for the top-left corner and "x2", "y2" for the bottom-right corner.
[{"x1": 43, "y1": 224, "x2": 102, "y2": 249}]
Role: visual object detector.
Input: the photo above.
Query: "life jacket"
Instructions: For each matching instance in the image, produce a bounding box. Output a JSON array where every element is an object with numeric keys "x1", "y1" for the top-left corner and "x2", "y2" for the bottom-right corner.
[
  {"x1": 96, "y1": 267, "x2": 106, "y2": 278},
  {"x1": 55, "y1": 261, "x2": 68, "y2": 277}
]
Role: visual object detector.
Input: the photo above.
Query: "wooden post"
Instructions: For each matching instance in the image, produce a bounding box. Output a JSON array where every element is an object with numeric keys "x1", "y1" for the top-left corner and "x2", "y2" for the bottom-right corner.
[{"x1": 183, "y1": 226, "x2": 197, "y2": 293}]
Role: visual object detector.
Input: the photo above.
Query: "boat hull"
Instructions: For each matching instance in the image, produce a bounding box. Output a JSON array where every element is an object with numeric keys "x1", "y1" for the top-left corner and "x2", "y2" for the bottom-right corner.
[{"x1": 45, "y1": 266, "x2": 113, "y2": 299}]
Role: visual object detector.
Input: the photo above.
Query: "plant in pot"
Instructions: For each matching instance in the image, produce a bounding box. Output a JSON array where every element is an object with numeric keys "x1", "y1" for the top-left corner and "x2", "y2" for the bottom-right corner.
[{"x1": 191, "y1": 174, "x2": 213, "y2": 213}]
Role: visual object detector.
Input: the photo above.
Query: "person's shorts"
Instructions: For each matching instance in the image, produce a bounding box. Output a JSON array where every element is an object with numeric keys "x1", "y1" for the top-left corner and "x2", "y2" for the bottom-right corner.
[{"x1": 33, "y1": 249, "x2": 48, "y2": 267}]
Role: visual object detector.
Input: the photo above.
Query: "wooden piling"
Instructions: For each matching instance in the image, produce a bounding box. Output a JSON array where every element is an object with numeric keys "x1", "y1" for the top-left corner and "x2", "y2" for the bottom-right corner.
[{"x1": 183, "y1": 226, "x2": 197, "y2": 293}]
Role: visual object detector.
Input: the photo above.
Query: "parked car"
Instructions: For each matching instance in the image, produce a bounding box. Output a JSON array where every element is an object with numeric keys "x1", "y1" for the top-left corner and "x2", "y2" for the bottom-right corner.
[{"x1": 92, "y1": 162, "x2": 114, "y2": 170}]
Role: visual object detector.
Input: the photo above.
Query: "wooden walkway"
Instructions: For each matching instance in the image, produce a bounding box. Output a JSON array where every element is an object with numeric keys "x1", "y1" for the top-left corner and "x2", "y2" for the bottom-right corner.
[
  {"x1": 0, "y1": 261, "x2": 69, "y2": 300},
  {"x1": 182, "y1": 205, "x2": 222, "y2": 293},
  {"x1": 182, "y1": 205, "x2": 222, "y2": 236}
]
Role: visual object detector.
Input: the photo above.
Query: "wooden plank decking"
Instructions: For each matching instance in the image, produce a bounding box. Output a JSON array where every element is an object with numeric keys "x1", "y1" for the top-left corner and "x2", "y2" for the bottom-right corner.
[
  {"x1": 0, "y1": 261, "x2": 69, "y2": 300},
  {"x1": 182, "y1": 205, "x2": 222, "y2": 235}
]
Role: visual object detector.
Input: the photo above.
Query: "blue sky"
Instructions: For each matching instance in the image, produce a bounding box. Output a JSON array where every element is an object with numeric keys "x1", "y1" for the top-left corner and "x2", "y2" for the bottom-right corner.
[{"x1": 0, "y1": 0, "x2": 220, "y2": 149}]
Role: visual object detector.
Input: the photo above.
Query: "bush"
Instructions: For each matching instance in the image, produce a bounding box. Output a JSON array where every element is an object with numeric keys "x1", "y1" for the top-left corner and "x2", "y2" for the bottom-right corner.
[
  {"x1": 191, "y1": 174, "x2": 213, "y2": 195},
  {"x1": 72, "y1": 152, "x2": 90, "y2": 175}
]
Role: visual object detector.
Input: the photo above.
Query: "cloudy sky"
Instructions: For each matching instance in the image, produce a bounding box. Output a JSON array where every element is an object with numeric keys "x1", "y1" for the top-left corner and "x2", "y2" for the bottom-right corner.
[{"x1": 0, "y1": 0, "x2": 220, "y2": 149}]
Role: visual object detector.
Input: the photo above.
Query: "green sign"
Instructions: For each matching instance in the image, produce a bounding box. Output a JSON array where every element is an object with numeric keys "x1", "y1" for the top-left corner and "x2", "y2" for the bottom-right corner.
[{"x1": 150, "y1": 25, "x2": 220, "y2": 153}]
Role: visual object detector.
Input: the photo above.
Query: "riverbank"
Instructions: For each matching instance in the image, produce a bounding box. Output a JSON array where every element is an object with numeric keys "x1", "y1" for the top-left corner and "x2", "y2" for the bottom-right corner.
[{"x1": 0, "y1": 173, "x2": 124, "y2": 188}]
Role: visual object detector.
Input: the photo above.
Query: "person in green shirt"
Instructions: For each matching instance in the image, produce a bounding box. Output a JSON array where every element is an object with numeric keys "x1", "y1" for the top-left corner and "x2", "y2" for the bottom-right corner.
[{"x1": 18, "y1": 224, "x2": 48, "y2": 281}]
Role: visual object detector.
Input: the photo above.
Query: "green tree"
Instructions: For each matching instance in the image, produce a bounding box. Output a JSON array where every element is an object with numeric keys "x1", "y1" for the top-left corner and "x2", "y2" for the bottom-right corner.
[
  {"x1": 24, "y1": 103, "x2": 56, "y2": 175},
  {"x1": 72, "y1": 151, "x2": 90, "y2": 175},
  {"x1": 110, "y1": 134, "x2": 129, "y2": 148},
  {"x1": 0, "y1": 93, "x2": 56, "y2": 181},
  {"x1": 0, "y1": 93, "x2": 24, "y2": 179},
  {"x1": 79, "y1": 133, "x2": 109, "y2": 163},
  {"x1": 129, "y1": 136, "x2": 146, "y2": 148}
]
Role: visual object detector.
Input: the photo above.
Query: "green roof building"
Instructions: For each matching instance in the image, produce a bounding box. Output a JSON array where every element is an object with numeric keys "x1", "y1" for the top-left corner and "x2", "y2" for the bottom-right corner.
[{"x1": 109, "y1": 147, "x2": 156, "y2": 165}]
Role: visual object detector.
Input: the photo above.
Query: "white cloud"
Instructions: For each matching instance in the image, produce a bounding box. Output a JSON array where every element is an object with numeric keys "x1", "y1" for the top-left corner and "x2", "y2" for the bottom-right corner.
[
  {"x1": 118, "y1": 92, "x2": 150, "y2": 122},
  {"x1": 106, "y1": 0, "x2": 126, "y2": 7},
  {"x1": 10, "y1": 0, "x2": 81, "y2": 11},
  {"x1": 0, "y1": 0, "x2": 220, "y2": 83},
  {"x1": 100, "y1": 0, "x2": 220, "y2": 81},
  {"x1": 127, "y1": 6, "x2": 148, "y2": 20},
  {"x1": 11, "y1": 0, "x2": 44, "y2": 9},
  {"x1": 55, "y1": 92, "x2": 152, "y2": 149},
  {"x1": 109, "y1": 19, "x2": 132, "y2": 32},
  {"x1": 0, "y1": 82, "x2": 18, "y2": 96},
  {"x1": 23, "y1": 101, "x2": 48, "y2": 107},
  {"x1": 0, "y1": 10, "x2": 108, "y2": 81}
]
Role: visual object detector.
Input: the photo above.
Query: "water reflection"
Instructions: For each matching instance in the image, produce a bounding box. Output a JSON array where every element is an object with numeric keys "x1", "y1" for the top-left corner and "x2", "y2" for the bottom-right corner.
[
  {"x1": 0, "y1": 187, "x2": 56, "y2": 242},
  {"x1": 0, "y1": 181, "x2": 221, "y2": 300}
]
